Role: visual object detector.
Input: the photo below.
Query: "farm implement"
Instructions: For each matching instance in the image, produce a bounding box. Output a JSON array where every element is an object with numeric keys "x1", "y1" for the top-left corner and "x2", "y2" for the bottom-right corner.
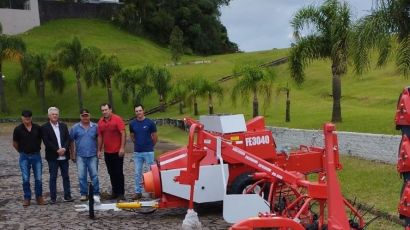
[{"x1": 76, "y1": 114, "x2": 366, "y2": 229}]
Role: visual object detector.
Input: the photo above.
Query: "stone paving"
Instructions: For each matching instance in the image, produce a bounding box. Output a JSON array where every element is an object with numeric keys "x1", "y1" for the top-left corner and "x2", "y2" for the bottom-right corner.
[{"x1": 0, "y1": 131, "x2": 230, "y2": 230}]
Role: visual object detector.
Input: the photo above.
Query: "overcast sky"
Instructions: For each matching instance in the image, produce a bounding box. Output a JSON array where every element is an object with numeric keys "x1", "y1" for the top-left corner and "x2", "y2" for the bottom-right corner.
[{"x1": 220, "y1": 0, "x2": 374, "y2": 52}]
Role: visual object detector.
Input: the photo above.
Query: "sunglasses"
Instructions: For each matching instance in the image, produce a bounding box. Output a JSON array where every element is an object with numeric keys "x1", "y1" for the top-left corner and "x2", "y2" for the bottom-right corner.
[{"x1": 81, "y1": 114, "x2": 90, "y2": 117}]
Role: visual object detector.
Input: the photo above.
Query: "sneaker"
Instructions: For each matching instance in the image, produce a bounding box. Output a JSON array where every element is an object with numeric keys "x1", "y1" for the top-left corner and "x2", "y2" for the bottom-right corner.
[
  {"x1": 36, "y1": 196, "x2": 46, "y2": 205},
  {"x1": 49, "y1": 199, "x2": 56, "y2": 205},
  {"x1": 63, "y1": 196, "x2": 74, "y2": 202},
  {"x1": 93, "y1": 195, "x2": 101, "y2": 203},
  {"x1": 132, "y1": 193, "x2": 142, "y2": 200},
  {"x1": 80, "y1": 195, "x2": 88, "y2": 201},
  {"x1": 22, "y1": 199, "x2": 30, "y2": 207}
]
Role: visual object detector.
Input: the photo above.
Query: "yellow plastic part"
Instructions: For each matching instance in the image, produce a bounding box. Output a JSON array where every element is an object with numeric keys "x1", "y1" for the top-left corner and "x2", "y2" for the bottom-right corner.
[{"x1": 116, "y1": 202, "x2": 142, "y2": 209}]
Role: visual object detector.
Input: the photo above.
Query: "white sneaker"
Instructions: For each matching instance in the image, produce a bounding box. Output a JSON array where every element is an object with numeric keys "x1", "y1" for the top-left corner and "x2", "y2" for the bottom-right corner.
[
  {"x1": 93, "y1": 195, "x2": 101, "y2": 203},
  {"x1": 80, "y1": 195, "x2": 88, "y2": 201}
]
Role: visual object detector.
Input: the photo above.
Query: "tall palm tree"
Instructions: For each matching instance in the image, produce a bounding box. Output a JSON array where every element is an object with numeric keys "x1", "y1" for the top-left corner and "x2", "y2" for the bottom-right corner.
[
  {"x1": 289, "y1": 0, "x2": 352, "y2": 122},
  {"x1": 16, "y1": 53, "x2": 65, "y2": 113},
  {"x1": 0, "y1": 25, "x2": 26, "y2": 113},
  {"x1": 170, "y1": 79, "x2": 188, "y2": 114},
  {"x1": 148, "y1": 66, "x2": 172, "y2": 112},
  {"x1": 114, "y1": 67, "x2": 153, "y2": 106},
  {"x1": 351, "y1": 0, "x2": 410, "y2": 77},
  {"x1": 186, "y1": 77, "x2": 206, "y2": 116},
  {"x1": 86, "y1": 54, "x2": 121, "y2": 111},
  {"x1": 54, "y1": 37, "x2": 101, "y2": 112},
  {"x1": 231, "y1": 65, "x2": 276, "y2": 117},
  {"x1": 201, "y1": 79, "x2": 223, "y2": 114}
]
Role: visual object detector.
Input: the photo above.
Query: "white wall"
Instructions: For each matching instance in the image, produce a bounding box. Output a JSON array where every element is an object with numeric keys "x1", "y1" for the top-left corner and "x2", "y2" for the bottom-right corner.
[
  {"x1": 268, "y1": 126, "x2": 401, "y2": 164},
  {"x1": 0, "y1": 0, "x2": 40, "y2": 35}
]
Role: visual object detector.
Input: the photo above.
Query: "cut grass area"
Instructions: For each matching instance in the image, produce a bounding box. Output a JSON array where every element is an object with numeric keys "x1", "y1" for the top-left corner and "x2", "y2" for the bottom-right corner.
[{"x1": 0, "y1": 18, "x2": 407, "y2": 136}]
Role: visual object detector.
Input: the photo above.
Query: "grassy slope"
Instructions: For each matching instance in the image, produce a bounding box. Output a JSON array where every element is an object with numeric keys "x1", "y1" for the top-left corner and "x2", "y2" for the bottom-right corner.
[{"x1": 0, "y1": 18, "x2": 407, "y2": 136}]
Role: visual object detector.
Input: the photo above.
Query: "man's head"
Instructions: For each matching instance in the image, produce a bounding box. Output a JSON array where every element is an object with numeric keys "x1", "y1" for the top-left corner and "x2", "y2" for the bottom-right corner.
[
  {"x1": 21, "y1": 110, "x2": 32, "y2": 125},
  {"x1": 48, "y1": 107, "x2": 59, "y2": 124},
  {"x1": 80, "y1": 108, "x2": 91, "y2": 124},
  {"x1": 134, "y1": 104, "x2": 145, "y2": 120},
  {"x1": 100, "y1": 103, "x2": 112, "y2": 119}
]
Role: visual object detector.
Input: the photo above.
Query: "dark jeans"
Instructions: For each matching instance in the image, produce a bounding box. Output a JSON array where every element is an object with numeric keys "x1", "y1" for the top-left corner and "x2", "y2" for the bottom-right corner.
[
  {"x1": 104, "y1": 152, "x2": 124, "y2": 196},
  {"x1": 47, "y1": 159, "x2": 71, "y2": 200},
  {"x1": 19, "y1": 152, "x2": 42, "y2": 200}
]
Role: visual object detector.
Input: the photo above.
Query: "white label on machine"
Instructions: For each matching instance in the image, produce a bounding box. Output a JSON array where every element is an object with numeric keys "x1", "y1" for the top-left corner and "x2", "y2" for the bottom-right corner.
[
  {"x1": 245, "y1": 135, "x2": 270, "y2": 146},
  {"x1": 161, "y1": 164, "x2": 229, "y2": 203}
]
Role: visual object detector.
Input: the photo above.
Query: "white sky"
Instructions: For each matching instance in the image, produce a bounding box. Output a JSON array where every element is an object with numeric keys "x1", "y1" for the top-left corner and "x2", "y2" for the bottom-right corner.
[{"x1": 220, "y1": 0, "x2": 374, "y2": 51}]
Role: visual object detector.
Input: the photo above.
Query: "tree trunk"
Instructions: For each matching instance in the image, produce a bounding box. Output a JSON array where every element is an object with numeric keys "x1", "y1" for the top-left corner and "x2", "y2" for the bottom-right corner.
[
  {"x1": 285, "y1": 90, "x2": 290, "y2": 122},
  {"x1": 75, "y1": 70, "x2": 83, "y2": 113},
  {"x1": 331, "y1": 66, "x2": 342, "y2": 123},
  {"x1": 208, "y1": 92, "x2": 213, "y2": 114},
  {"x1": 194, "y1": 96, "x2": 198, "y2": 116},
  {"x1": 159, "y1": 94, "x2": 165, "y2": 112},
  {"x1": 39, "y1": 80, "x2": 46, "y2": 114},
  {"x1": 107, "y1": 78, "x2": 114, "y2": 112},
  {"x1": 253, "y1": 90, "x2": 258, "y2": 118},
  {"x1": 179, "y1": 101, "x2": 183, "y2": 114},
  {"x1": 0, "y1": 62, "x2": 8, "y2": 113}
]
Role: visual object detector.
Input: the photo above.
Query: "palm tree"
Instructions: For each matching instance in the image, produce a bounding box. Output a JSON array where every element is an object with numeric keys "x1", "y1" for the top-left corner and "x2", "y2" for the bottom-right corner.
[
  {"x1": 289, "y1": 0, "x2": 352, "y2": 122},
  {"x1": 0, "y1": 25, "x2": 26, "y2": 113},
  {"x1": 201, "y1": 79, "x2": 223, "y2": 114},
  {"x1": 86, "y1": 54, "x2": 121, "y2": 111},
  {"x1": 148, "y1": 66, "x2": 172, "y2": 112},
  {"x1": 16, "y1": 53, "x2": 65, "y2": 113},
  {"x1": 170, "y1": 79, "x2": 188, "y2": 114},
  {"x1": 114, "y1": 67, "x2": 153, "y2": 106},
  {"x1": 351, "y1": 0, "x2": 410, "y2": 77},
  {"x1": 186, "y1": 77, "x2": 206, "y2": 116},
  {"x1": 54, "y1": 37, "x2": 101, "y2": 112},
  {"x1": 277, "y1": 83, "x2": 291, "y2": 122},
  {"x1": 231, "y1": 65, "x2": 276, "y2": 117}
]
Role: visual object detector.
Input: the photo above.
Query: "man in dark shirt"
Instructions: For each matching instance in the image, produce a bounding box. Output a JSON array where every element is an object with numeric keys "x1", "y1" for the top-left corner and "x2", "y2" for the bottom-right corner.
[{"x1": 12, "y1": 110, "x2": 46, "y2": 206}]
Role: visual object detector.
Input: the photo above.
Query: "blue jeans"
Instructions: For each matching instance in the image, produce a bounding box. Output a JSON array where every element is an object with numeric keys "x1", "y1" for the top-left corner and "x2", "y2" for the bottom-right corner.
[
  {"x1": 47, "y1": 159, "x2": 71, "y2": 200},
  {"x1": 76, "y1": 155, "x2": 100, "y2": 196},
  {"x1": 19, "y1": 152, "x2": 42, "y2": 200},
  {"x1": 133, "y1": 152, "x2": 154, "y2": 193}
]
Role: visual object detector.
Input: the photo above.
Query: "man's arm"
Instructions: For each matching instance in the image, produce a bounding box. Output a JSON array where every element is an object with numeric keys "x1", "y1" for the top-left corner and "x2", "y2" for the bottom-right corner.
[
  {"x1": 97, "y1": 134, "x2": 103, "y2": 158},
  {"x1": 151, "y1": 132, "x2": 158, "y2": 146},
  {"x1": 70, "y1": 141, "x2": 76, "y2": 162},
  {"x1": 119, "y1": 130, "x2": 126, "y2": 157},
  {"x1": 12, "y1": 141, "x2": 19, "y2": 152},
  {"x1": 130, "y1": 132, "x2": 135, "y2": 143}
]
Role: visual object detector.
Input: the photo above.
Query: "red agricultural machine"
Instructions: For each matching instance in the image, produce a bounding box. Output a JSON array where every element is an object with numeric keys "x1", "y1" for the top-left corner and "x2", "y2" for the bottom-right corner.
[
  {"x1": 143, "y1": 114, "x2": 365, "y2": 229},
  {"x1": 76, "y1": 114, "x2": 366, "y2": 229},
  {"x1": 396, "y1": 87, "x2": 410, "y2": 230}
]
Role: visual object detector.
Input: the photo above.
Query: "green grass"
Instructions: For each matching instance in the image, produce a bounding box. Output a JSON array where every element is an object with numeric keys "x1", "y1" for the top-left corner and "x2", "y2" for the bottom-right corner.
[{"x1": 0, "y1": 18, "x2": 407, "y2": 136}]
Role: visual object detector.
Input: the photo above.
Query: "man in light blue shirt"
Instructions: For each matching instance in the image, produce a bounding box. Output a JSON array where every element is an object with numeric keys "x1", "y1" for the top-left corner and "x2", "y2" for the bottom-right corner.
[{"x1": 70, "y1": 109, "x2": 100, "y2": 202}]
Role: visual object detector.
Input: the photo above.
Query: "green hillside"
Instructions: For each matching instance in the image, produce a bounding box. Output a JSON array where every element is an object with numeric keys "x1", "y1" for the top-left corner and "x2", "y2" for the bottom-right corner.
[{"x1": 1, "y1": 19, "x2": 407, "y2": 135}]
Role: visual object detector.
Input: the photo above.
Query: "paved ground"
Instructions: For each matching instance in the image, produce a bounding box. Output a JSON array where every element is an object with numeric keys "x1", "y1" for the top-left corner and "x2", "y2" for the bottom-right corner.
[{"x1": 0, "y1": 127, "x2": 230, "y2": 230}]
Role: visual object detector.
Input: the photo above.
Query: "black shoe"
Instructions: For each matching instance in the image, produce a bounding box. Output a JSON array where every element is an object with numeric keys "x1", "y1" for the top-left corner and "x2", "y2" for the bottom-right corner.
[
  {"x1": 117, "y1": 195, "x2": 126, "y2": 202},
  {"x1": 109, "y1": 193, "x2": 118, "y2": 200},
  {"x1": 49, "y1": 199, "x2": 56, "y2": 204},
  {"x1": 132, "y1": 193, "x2": 142, "y2": 200},
  {"x1": 63, "y1": 196, "x2": 74, "y2": 202}
]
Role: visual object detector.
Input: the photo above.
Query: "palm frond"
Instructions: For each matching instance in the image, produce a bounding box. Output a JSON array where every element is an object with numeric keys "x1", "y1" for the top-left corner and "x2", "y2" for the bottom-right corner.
[{"x1": 396, "y1": 36, "x2": 410, "y2": 78}]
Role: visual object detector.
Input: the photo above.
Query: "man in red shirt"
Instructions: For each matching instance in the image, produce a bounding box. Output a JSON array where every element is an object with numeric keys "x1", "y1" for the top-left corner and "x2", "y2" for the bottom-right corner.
[{"x1": 97, "y1": 103, "x2": 126, "y2": 201}]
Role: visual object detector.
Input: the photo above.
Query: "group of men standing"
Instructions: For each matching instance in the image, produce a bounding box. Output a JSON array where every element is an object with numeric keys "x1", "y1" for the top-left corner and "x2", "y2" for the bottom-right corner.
[{"x1": 12, "y1": 103, "x2": 157, "y2": 206}]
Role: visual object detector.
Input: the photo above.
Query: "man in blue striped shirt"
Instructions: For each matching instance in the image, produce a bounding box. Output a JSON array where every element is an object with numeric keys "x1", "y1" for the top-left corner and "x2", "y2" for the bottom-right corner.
[{"x1": 70, "y1": 109, "x2": 100, "y2": 202}]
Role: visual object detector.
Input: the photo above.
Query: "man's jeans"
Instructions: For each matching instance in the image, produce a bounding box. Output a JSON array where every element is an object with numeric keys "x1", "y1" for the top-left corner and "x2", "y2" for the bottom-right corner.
[
  {"x1": 76, "y1": 155, "x2": 100, "y2": 196},
  {"x1": 19, "y1": 152, "x2": 42, "y2": 200},
  {"x1": 47, "y1": 159, "x2": 71, "y2": 200},
  {"x1": 133, "y1": 152, "x2": 154, "y2": 193}
]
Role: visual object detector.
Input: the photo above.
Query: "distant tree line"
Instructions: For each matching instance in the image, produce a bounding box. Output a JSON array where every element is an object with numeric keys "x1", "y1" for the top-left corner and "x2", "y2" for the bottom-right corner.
[{"x1": 114, "y1": 0, "x2": 238, "y2": 55}]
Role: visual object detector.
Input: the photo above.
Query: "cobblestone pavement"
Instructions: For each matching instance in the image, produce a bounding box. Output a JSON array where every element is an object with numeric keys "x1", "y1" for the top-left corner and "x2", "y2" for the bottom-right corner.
[{"x1": 0, "y1": 132, "x2": 230, "y2": 230}]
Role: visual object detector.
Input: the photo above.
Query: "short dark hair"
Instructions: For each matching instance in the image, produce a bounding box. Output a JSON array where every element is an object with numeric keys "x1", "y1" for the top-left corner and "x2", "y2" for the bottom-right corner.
[
  {"x1": 100, "y1": 103, "x2": 112, "y2": 109},
  {"x1": 80, "y1": 108, "x2": 90, "y2": 114},
  {"x1": 134, "y1": 104, "x2": 144, "y2": 110}
]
